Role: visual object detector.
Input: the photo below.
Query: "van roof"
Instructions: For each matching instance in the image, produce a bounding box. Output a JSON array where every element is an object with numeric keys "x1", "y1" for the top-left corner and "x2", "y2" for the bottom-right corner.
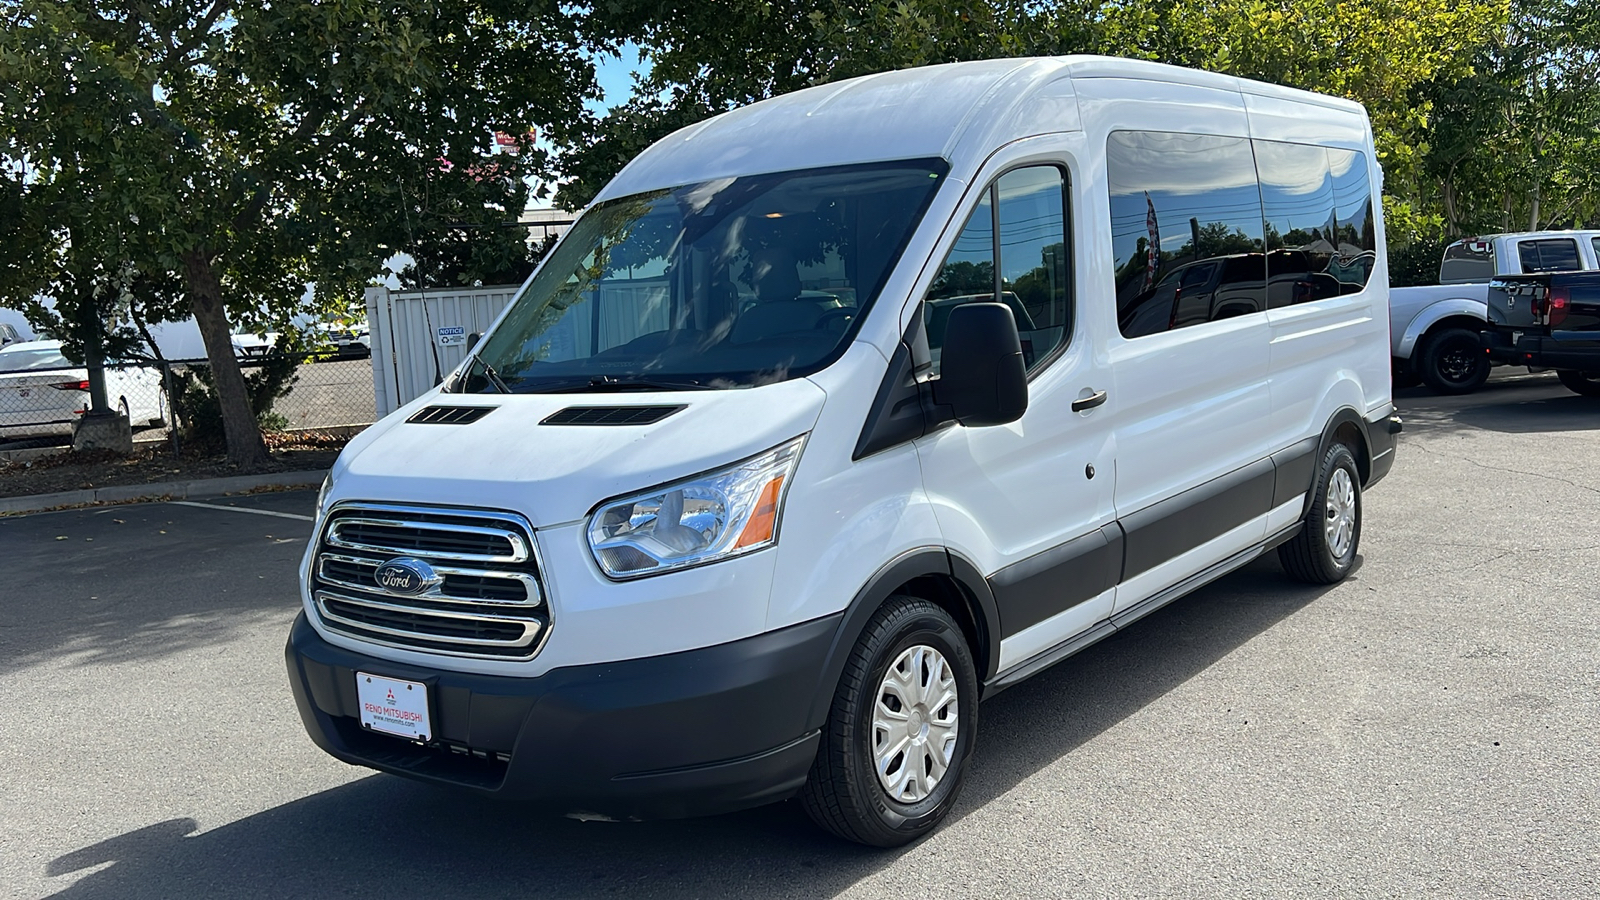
[{"x1": 596, "y1": 55, "x2": 1369, "y2": 203}]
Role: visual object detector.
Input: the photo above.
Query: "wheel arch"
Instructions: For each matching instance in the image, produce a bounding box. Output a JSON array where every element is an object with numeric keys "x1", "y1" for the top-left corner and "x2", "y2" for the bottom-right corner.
[
  {"x1": 803, "y1": 547, "x2": 999, "y2": 732},
  {"x1": 1316, "y1": 406, "x2": 1373, "y2": 492},
  {"x1": 1397, "y1": 299, "x2": 1485, "y2": 359}
]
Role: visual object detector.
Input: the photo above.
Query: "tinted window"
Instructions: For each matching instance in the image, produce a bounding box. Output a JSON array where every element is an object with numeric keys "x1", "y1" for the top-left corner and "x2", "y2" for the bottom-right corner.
[
  {"x1": 1441, "y1": 240, "x2": 1495, "y2": 284},
  {"x1": 1517, "y1": 239, "x2": 1581, "y2": 274},
  {"x1": 1109, "y1": 132, "x2": 1266, "y2": 338},
  {"x1": 1326, "y1": 149, "x2": 1376, "y2": 292},
  {"x1": 1257, "y1": 140, "x2": 1342, "y2": 307},
  {"x1": 1593, "y1": 237, "x2": 1600, "y2": 261},
  {"x1": 925, "y1": 166, "x2": 1070, "y2": 372}
]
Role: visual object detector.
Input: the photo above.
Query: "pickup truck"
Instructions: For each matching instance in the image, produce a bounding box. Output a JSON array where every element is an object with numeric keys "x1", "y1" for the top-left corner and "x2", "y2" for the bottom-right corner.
[
  {"x1": 1390, "y1": 230, "x2": 1600, "y2": 394},
  {"x1": 1482, "y1": 271, "x2": 1600, "y2": 397}
]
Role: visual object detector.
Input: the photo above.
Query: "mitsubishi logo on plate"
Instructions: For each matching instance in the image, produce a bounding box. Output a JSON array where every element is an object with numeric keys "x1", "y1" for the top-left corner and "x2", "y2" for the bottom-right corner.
[{"x1": 373, "y1": 557, "x2": 441, "y2": 595}]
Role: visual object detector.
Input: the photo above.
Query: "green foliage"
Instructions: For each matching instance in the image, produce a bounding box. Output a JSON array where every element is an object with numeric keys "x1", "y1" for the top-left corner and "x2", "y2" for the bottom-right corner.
[
  {"x1": 1, "y1": 0, "x2": 598, "y2": 460},
  {"x1": 168, "y1": 346, "x2": 300, "y2": 455},
  {"x1": 1418, "y1": 0, "x2": 1600, "y2": 235}
]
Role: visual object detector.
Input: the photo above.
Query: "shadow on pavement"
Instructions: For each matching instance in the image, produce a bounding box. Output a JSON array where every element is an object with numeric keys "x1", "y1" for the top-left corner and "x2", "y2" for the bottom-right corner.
[
  {"x1": 1395, "y1": 372, "x2": 1600, "y2": 436},
  {"x1": 42, "y1": 555, "x2": 1332, "y2": 899},
  {"x1": 0, "y1": 495, "x2": 314, "y2": 677}
]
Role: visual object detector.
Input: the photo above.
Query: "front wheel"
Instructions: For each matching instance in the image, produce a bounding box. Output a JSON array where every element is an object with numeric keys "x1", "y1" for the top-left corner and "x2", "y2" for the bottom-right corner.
[
  {"x1": 1279, "y1": 443, "x2": 1362, "y2": 584},
  {"x1": 1418, "y1": 327, "x2": 1490, "y2": 394},
  {"x1": 800, "y1": 596, "x2": 978, "y2": 847},
  {"x1": 1556, "y1": 369, "x2": 1600, "y2": 397}
]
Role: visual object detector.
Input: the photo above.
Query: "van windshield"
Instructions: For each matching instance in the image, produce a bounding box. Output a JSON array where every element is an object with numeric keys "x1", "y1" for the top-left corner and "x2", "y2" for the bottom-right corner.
[{"x1": 465, "y1": 159, "x2": 948, "y2": 393}]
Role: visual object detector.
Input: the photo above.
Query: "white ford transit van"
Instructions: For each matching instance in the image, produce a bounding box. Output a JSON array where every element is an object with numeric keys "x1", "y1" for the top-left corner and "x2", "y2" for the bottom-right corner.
[{"x1": 287, "y1": 56, "x2": 1400, "y2": 846}]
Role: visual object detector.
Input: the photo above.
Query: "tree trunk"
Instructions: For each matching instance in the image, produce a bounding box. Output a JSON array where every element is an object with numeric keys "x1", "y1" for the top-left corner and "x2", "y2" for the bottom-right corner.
[
  {"x1": 182, "y1": 249, "x2": 272, "y2": 468},
  {"x1": 77, "y1": 279, "x2": 112, "y2": 415}
]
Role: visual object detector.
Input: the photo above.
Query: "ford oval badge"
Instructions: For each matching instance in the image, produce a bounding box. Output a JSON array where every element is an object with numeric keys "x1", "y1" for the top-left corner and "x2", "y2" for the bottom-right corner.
[{"x1": 374, "y1": 557, "x2": 441, "y2": 595}]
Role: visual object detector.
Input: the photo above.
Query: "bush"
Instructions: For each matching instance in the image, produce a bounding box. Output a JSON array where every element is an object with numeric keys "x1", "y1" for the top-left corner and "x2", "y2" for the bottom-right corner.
[
  {"x1": 1389, "y1": 237, "x2": 1449, "y2": 288},
  {"x1": 169, "y1": 345, "x2": 299, "y2": 455}
]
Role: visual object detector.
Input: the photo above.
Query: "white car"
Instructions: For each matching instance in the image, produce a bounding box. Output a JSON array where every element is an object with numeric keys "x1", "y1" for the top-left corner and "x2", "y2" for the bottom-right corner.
[
  {"x1": 230, "y1": 331, "x2": 283, "y2": 363},
  {"x1": 0, "y1": 340, "x2": 166, "y2": 433},
  {"x1": 287, "y1": 57, "x2": 1397, "y2": 846},
  {"x1": 317, "y1": 321, "x2": 371, "y2": 358}
]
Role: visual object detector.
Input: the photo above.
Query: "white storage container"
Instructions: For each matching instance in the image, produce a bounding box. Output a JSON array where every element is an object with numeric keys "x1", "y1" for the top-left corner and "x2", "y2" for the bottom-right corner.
[{"x1": 364, "y1": 284, "x2": 521, "y2": 416}]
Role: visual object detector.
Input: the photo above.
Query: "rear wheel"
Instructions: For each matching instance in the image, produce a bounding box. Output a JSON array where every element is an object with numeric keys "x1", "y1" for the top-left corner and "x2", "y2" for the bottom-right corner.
[
  {"x1": 1418, "y1": 327, "x2": 1490, "y2": 394},
  {"x1": 800, "y1": 595, "x2": 978, "y2": 847},
  {"x1": 1280, "y1": 443, "x2": 1362, "y2": 585},
  {"x1": 1556, "y1": 370, "x2": 1600, "y2": 397}
]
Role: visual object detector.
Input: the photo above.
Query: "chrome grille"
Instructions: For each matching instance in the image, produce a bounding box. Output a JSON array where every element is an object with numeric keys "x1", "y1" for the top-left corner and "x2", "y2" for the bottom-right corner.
[{"x1": 312, "y1": 503, "x2": 549, "y2": 659}]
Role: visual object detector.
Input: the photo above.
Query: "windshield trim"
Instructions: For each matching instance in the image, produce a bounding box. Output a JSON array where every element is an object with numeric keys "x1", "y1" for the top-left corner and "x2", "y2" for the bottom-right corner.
[{"x1": 460, "y1": 157, "x2": 951, "y2": 394}]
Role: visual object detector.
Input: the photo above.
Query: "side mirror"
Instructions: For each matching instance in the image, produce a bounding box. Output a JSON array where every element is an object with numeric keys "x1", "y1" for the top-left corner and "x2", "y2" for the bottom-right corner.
[
  {"x1": 466, "y1": 332, "x2": 481, "y2": 350},
  {"x1": 933, "y1": 302, "x2": 1028, "y2": 426}
]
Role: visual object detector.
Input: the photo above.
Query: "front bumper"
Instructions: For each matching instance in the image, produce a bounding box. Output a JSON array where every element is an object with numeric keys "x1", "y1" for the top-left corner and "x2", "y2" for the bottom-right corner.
[
  {"x1": 286, "y1": 611, "x2": 839, "y2": 819},
  {"x1": 1482, "y1": 329, "x2": 1600, "y2": 369}
]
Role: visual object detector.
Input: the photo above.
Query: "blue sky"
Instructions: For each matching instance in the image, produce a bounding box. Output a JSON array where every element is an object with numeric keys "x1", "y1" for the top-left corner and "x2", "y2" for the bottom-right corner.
[{"x1": 590, "y1": 42, "x2": 647, "y2": 113}]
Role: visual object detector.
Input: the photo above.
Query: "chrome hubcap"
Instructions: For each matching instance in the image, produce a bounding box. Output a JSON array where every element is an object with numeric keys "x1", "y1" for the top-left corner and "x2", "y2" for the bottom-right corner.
[
  {"x1": 1324, "y1": 467, "x2": 1357, "y2": 559},
  {"x1": 871, "y1": 644, "x2": 959, "y2": 803}
]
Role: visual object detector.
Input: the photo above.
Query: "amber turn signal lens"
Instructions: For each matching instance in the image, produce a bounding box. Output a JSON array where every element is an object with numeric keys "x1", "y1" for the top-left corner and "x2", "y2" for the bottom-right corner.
[{"x1": 734, "y1": 476, "x2": 785, "y2": 549}]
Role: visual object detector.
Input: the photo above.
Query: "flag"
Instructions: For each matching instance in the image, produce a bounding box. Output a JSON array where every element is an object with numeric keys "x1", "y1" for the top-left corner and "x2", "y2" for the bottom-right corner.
[{"x1": 1143, "y1": 191, "x2": 1161, "y2": 291}]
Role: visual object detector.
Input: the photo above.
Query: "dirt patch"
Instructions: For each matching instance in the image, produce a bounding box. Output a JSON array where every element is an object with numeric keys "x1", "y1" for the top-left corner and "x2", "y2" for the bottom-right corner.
[{"x1": 0, "y1": 432, "x2": 346, "y2": 499}]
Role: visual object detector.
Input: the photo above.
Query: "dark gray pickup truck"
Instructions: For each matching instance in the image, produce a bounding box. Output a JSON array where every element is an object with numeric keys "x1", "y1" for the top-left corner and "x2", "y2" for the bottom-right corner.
[{"x1": 1484, "y1": 271, "x2": 1600, "y2": 396}]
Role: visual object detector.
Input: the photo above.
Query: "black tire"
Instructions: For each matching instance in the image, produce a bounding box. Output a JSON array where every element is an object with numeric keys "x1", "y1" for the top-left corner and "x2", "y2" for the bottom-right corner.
[
  {"x1": 1279, "y1": 443, "x2": 1362, "y2": 585},
  {"x1": 800, "y1": 595, "x2": 979, "y2": 847},
  {"x1": 1417, "y1": 327, "x2": 1490, "y2": 394},
  {"x1": 1556, "y1": 369, "x2": 1600, "y2": 397}
]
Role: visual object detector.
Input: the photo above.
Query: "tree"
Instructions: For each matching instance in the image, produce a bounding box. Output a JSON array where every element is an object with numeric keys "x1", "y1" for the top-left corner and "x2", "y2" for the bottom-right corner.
[
  {"x1": 0, "y1": 1, "x2": 595, "y2": 465},
  {"x1": 570, "y1": 0, "x2": 1508, "y2": 217},
  {"x1": 1419, "y1": 0, "x2": 1600, "y2": 236}
]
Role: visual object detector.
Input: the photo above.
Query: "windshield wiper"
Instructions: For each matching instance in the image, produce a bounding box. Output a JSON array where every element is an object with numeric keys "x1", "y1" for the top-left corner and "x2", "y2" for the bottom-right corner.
[
  {"x1": 481, "y1": 362, "x2": 512, "y2": 394},
  {"x1": 515, "y1": 375, "x2": 713, "y2": 393},
  {"x1": 585, "y1": 375, "x2": 711, "y2": 391}
]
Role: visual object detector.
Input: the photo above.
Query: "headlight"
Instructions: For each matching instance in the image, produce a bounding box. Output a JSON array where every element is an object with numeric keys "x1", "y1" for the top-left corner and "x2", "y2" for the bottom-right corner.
[
  {"x1": 314, "y1": 475, "x2": 333, "y2": 519},
  {"x1": 587, "y1": 436, "x2": 806, "y2": 579}
]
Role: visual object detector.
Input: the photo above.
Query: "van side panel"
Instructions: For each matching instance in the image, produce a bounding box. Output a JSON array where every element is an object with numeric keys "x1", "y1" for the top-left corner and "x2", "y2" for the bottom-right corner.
[
  {"x1": 1249, "y1": 102, "x2": 1392, "y2": 452},
  {"x1": 766, "y1": 341, "x2": 946, "y2": 633},
  {"x1": 1075, "y1": 79, "x2": 1278, "y2": 550}
]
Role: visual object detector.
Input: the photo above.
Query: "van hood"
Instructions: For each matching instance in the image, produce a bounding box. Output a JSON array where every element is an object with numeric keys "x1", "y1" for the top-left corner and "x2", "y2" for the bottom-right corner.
[{"x1": 326, "y1": 378, "x2": 829, "y2": 528}]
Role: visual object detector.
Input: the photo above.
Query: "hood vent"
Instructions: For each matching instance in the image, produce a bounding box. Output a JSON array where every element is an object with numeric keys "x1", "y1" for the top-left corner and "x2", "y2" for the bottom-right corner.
[
  {"x1": 408, "y1": 406, "x2": 496, "y2": 425},
  {"x1": 541, "y1": 405, "x2": 686, "y2": 426}
]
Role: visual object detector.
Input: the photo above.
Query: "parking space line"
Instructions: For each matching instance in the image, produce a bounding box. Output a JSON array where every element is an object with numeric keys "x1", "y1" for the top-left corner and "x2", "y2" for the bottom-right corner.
[{"x1": 166, "y1": 500, "x2": 315, "y2": 522}]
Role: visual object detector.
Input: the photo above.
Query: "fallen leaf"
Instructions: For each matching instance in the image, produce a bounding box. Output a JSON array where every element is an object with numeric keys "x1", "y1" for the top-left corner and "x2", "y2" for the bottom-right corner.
[{"x1": 55, "y1": 535, "x2": 67, "y2": 541}]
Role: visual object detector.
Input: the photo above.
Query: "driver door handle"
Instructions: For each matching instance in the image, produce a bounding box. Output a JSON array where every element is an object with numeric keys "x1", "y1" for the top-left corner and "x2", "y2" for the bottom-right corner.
[{"x1": 1072, "y1": 389, "x2": 1108, "y2": 412}]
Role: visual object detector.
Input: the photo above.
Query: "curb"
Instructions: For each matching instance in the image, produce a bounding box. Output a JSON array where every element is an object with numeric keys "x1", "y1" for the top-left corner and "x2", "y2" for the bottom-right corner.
[{"x1": 0, "y1": 470, "x2": 328, "y2": 516}]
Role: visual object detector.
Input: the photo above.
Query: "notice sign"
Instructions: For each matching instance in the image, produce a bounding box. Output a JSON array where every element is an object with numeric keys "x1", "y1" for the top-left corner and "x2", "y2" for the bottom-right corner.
[
  {"x1": 356, "y1": 673, "x2": 432, "y2": 742},
  {"x1": 437, "y1": 325, "x2": 466, "y2": 347}
]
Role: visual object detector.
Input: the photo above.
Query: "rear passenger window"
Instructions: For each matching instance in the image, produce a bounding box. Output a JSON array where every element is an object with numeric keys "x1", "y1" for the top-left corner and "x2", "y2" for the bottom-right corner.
[
  {"x1": 1258, "y1": 140, "x2": 1341, "y2": 307},
  {"x1": 924, "y1": 166, "x2": 1070, "y2": 373},
  {"x1": 1518, "y1": 239, "x2": 1581, "y2": 274},
  {"x1": 1593, "y1": 237, "x2": 1600, "y2": 261},
  {"x1": 1441, "y1": 240, "x2": 1495, "y2": 284},
  {"x1": 1108, "y1": 131, "x2": 1266, "y2": 338},
  {"x1": 1326, "y1": 149, "x2": 1377, "y2": 292}
]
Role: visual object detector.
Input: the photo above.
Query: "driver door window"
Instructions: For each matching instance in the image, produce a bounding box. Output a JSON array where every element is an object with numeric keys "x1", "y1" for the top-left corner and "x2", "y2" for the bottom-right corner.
[{"x1": 923, "y1": 166, "x2": 1071, "y2": 374}]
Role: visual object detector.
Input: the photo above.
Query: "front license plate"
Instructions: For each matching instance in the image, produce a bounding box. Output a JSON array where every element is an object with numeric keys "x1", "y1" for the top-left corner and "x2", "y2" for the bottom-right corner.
[{"x1": 356, "y1": 672, "x2": 431, "y2": 742}]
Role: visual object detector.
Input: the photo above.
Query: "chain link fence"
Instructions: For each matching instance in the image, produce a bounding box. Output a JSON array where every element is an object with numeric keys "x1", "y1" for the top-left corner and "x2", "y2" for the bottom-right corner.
[{"x1": 0, "y1": 352, "x2": 379, "y2": 452}]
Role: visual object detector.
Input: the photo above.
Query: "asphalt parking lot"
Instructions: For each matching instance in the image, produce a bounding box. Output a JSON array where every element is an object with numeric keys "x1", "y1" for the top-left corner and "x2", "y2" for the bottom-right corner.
[{"x1": 2, "y1": 371, "x2": 1597, "y2": 899}]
